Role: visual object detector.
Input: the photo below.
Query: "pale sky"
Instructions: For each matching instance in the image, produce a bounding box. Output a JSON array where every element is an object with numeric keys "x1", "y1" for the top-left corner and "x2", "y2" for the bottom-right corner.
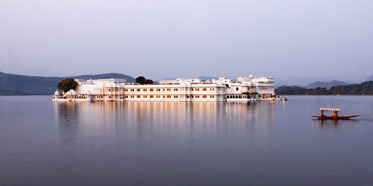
[{"x1": 0, "y1": 0, "x2": 372, "y2": 84}]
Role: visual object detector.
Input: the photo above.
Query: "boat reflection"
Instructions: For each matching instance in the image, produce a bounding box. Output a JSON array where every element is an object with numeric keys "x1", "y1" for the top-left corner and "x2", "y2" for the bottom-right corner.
[{"x1": 313, "y1": 119, "x2": 358, "y2": 132}]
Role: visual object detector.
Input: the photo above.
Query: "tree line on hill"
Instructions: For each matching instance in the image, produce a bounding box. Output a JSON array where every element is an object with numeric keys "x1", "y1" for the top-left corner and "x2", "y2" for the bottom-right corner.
[
  {"x1": 275, "y1": 81, "x2": 373, "y2": 95},
  {"x1": 0, "y1": 72, "x2": 134, "y2": 95}
]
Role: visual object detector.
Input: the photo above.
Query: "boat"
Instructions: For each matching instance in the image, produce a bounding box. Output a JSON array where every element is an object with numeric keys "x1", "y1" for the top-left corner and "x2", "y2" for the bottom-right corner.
[
  {"x1": 311, "y1": 108, "x2": 359, "y2": 120},
  {"x1": 269, "y1": 96, "x2": 288, "y2": 102}
]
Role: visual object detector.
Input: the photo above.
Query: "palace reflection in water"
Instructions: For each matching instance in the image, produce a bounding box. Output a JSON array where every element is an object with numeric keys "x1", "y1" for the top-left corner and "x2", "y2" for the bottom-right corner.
[{"x1": 54, "y1": 102, "x2": 276, "y2": 142}]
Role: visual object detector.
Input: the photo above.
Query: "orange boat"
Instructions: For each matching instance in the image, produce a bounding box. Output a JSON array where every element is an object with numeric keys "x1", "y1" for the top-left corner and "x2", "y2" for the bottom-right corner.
[{"x1": 311, "y1": 108, "x2": 360, "y2": 120}]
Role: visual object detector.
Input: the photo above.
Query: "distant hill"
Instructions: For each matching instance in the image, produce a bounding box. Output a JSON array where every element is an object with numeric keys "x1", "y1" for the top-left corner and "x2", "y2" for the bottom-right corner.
[
  {"x1": 276, "y1": 81, "x2": 373, "y2": 95},
  {"x1": 0, "y1": 72, "x2": 134, "y2": 95},
  {"x1": 73, "y1": 73, "x2": 134, "y2": 81},
  {"x1": 161, "y1": 76, "x2": 220, "y2": 81},
  {"x1": 198, "y1": 76, "x2": 219, "y2": 81},
  {"x1": 366, "y1": 75, "x2": 373, "y2": 82},
  {"x1": 305, "y1": 80, "x2": 349, "y2": 90}
]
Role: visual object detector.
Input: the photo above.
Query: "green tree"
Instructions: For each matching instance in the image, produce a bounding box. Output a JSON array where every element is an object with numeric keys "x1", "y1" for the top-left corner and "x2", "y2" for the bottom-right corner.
[
  {"x1": 57, "y1": 78, "x2": 78, "y2": 92},
  {"x1": 135, "y1": 76, "x2": 146, "y2": 84}
]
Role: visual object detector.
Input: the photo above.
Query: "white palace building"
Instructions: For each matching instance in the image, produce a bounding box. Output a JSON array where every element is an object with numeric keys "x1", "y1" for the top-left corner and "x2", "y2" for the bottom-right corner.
[{"x1": 53, "y1": 75, "x2": 276, "y2": 102}]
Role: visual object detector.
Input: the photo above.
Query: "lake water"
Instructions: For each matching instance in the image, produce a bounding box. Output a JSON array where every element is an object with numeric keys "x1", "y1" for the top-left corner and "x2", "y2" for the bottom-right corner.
[{"x1": 1, "y1": 96, "x2": 373, "y2": 186}]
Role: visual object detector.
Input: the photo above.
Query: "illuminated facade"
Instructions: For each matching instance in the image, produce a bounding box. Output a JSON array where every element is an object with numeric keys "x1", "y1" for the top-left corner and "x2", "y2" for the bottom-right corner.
[{"x1": 53, "y1": 75, "x2": 275, "y2": 102}]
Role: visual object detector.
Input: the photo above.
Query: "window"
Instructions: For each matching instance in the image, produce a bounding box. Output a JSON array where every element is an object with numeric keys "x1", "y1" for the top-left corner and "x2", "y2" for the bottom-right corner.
[
  {"x1": 108, "y1": 89, "x2": 111, "y2": 92},
  {"x1": 202, "y1": 95, "x2": 207, "y2": 98},
  {"x1": 202, "y1": 88, "x2": 207, "y2": 91},
  {"x1": 210, "y1": 95, "x2": 215, "y2": 98},
  {"x1": 167, "y1": 95, "x2": 171, "y2": 98},
  {"x1": 167, "y1": 89, "x2": 171, "y2": 91},
  {"x1": 236, "y1": 87, "x2": 239, "y2": 91},
  {"x1": 187, "y1": 95, "x2": 190, "y2": 98},
  {"x1": 174, "y1": 88, "x2": 178, "y2": 91},
  {"x1": 174, "y1": 96, "x2": 178, "y2": 98},
  {"x1": 150, "y1": 89, "x2": 153, "y2": 91},
  {"x1": 137, "y1": 95, "x2": 141, "y2": 98},
  {"x1": 144, "y1": 96, "x2": 147, "y2": 98},
  {"x1": 150, "y1": 95, "x2": 154, "y2": 98},
  {"x1": 144, "y1": 89, "x2": 147, "y2": 91},
  {"x1": 137, "y1": 89, "x2": 141, "y2": 91}
]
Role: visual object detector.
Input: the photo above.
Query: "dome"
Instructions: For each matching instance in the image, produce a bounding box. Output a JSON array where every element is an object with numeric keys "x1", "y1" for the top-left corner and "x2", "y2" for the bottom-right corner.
[
  {"x1": 66, "y1": 90, "x2": 78, "y2": 95},
  {"x1": 54, "y1": 90, "x2": 60, "y2": 95}
]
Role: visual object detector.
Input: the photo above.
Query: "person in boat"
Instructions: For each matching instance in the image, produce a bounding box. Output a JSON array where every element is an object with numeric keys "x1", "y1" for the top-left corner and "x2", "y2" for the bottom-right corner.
[
  {"x1": 320, "y1": 110, "x2": 325, "y2": 117},
  {"x1": 331, "y1": 111, "x2": 339, "y2": 118}
]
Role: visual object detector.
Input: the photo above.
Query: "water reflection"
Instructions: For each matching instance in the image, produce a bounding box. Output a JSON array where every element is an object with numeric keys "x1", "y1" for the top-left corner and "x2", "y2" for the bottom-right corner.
[
  {"x1": 54, "y1": 102, "x2": 276, "y2": 141},
  {"x1": 54, "y1": 102, "x2": 80, "y2": 141},
  {"x1": 54, "y1": 102, "x2": 124, "y2": 137},
  {"x1": 312, "y1": 119, "x2": 359, "y2": 132},
  {"x1": 4, "y1": 96, "x2": 373, "y2": 186},
  {"x1": 313, "y1": 119, "x2": 340, "y2": 131}
]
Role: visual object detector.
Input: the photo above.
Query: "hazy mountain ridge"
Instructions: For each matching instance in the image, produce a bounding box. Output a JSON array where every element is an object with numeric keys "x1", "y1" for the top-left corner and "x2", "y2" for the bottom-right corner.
[
  {"x1": 198, "y1": 76, "x2": 220, "y2": 81},
  {"x1": 366, "y1": 75, "x2": 373, "y2": 82},
  {"x1": 0, "y1": 72, "x2": 134, "y2": 95},
  {"x1": 276, "y1": 81, "x2": 373, "y2": 95},
  {"x1": 305, "y1": 80, "x2": 350, "y2": 90}
]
